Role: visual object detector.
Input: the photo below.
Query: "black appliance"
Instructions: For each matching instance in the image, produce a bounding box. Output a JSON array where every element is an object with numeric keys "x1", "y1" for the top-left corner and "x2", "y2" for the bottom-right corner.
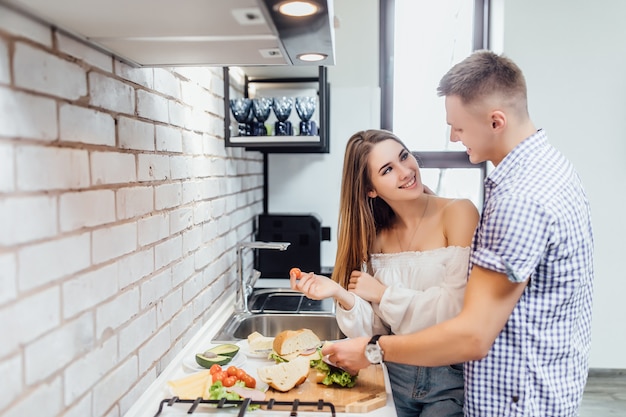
[{"x1": 255, "y1": 214, "x2": 324, "y2": 277}]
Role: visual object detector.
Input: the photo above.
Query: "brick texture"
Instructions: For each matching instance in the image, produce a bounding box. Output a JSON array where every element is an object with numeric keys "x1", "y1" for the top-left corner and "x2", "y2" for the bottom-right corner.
[{"x1": 0, "y1": 5, "x2": 263, "y2": 417}]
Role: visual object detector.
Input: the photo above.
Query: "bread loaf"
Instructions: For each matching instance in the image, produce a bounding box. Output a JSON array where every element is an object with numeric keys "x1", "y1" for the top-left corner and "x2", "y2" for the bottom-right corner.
[
  {"x1": 257, "y1": 356, "x2": 310, "y2": 392},
  {"x1": 273, "y1": 328, "x2": 321, "y2": 356}
]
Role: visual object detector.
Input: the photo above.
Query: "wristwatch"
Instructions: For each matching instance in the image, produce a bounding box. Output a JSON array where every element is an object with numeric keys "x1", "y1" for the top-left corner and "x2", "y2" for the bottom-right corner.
[{"x1": 365, "y1": 335, "x2": 384, "y2": 364}]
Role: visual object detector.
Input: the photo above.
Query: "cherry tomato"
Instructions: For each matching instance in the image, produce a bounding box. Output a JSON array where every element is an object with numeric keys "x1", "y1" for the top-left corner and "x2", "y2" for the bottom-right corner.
[
  {"x1": 290, "y1": 267, "x2": 302, "y2": 279},
  {"x1": 235, "y1": 368, "x2": 247, "y2": 380},
  {"x1": 212, "y1": 370, "x2": 228, "y2": 383},
  {"x1": 222, "y1": 375, "x2": 237, "y2": 387},
  {"x1": 242, "y1": 374, "x2": 256, "y2": 389},
  {"x1": 209, "y1": 364, "x2": 222, "y2": 375},
  {"x1": 226, "y1": 365, "x2": 239, "y2": 376}
]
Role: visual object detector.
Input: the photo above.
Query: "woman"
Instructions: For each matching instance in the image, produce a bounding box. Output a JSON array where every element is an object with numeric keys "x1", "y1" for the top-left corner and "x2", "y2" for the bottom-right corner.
[{"x1": 290, "y1": 129, "x2": 479, "y2": 417}]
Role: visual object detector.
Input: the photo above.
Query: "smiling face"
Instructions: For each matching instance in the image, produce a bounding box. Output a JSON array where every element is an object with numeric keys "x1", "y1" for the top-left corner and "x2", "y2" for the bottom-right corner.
[
  {"x1": 366, "y1": 139, "x2": 423, "y2": 202},
  {"x1": 445, "y1": 95, "x2": 499, "y2": 164}
]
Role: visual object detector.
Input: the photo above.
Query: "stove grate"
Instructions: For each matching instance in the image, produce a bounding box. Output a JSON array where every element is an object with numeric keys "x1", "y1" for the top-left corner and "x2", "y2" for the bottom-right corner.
[{"x1": 153, "y1": 397, "x2": 337, "y2": 416}]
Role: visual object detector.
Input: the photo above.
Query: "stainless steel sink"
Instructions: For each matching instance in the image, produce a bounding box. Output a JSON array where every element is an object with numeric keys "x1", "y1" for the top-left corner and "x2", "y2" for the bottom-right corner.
[
  {"x1": 248, "y1": 288, "x2": 335, "y2": 313},
  {"x1": 212, "y1": 313, "x2": 345, "y2": 343}
]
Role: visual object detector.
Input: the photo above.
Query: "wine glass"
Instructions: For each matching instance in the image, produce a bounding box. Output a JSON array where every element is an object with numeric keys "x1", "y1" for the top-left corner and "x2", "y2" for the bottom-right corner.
[
  {"x1": 244, "y1": 103, "x2": 256, "y2": 136},
  {"x1": 229, "y1": 98, "x2": 252, "y2": 136},
  {"x1": 295, "y1": 96, "x2": 317, "y2": 136},
  {"x1": 272, "y1": 96, "x2": 294, "y2": 136},
  {"x1": 252, "y1": 97, "x2": 273, "y2": 136}
]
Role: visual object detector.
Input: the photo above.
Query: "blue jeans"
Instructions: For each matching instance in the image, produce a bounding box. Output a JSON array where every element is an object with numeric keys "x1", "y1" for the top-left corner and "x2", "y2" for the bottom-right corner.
[{"x1": 386, "y1": 361, "x2": 464, "y2": 417}]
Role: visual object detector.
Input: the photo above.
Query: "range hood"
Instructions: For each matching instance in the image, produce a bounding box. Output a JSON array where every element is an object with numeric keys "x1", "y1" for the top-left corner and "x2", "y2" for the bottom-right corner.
[{"x1": 0, "y1": 0, "x2": 335, "y2": 67}]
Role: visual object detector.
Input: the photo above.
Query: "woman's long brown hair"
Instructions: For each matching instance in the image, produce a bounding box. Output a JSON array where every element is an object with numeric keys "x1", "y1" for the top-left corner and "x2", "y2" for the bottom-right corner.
[{"x1": 331, "y1": 129, "x2": 409, "y2": 289}]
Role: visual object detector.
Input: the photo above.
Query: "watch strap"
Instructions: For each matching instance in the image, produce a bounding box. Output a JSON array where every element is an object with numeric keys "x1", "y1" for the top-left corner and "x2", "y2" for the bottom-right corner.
[{"x1": 368, "y1": 334, "x2": 382, "y2": 345}]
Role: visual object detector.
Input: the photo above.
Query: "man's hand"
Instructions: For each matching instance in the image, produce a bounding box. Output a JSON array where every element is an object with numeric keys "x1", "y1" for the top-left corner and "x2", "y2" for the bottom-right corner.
[{"x1": 321, "y1": 336, "x2": 371, "y2": 374}]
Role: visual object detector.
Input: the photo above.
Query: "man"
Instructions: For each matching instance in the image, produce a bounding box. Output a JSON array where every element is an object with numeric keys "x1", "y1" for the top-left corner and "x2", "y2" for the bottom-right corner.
[{"x1": 322, "y1": 50, "x2": 594, "y2": 416}]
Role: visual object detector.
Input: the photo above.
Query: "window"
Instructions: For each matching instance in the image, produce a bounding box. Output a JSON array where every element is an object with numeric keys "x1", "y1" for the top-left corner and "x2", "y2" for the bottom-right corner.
[{"x1": 381, "y1": 0, "x2": 489, "y2": 208}]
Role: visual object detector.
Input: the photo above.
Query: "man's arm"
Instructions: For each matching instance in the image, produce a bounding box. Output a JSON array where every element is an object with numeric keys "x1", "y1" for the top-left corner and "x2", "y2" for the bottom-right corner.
[{"x1": 323, "y1": 265, "x2": 528, "y2": 370}]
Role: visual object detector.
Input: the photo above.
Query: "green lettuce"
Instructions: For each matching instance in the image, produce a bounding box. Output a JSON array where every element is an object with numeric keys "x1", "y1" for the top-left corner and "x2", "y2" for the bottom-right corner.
[
  {"x1": 268, "y1": 352, "x2": 288, "y2": 362},
  {"x1": 207, "y1": 381, "x2": 260, "y2": 410},
  {"x1": 311, "y1": 358, "x2": 358, "y2": 388},
  {"x1": 207, "y1": 380, "x2": 242, "y2": 401}
]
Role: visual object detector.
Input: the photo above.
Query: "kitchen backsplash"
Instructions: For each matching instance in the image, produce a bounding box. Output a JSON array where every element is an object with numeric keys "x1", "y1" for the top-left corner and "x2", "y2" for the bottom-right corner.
[{"x1": 0, "y1": 5, "x2": 263, "y2": 417}]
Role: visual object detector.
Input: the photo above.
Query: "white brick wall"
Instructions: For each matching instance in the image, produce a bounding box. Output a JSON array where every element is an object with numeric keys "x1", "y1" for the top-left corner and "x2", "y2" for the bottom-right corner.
[
  {"x1": 16, "y1": 146, "x2": 90, "y2": 190},
  {"x1": 60, "y1": 104, "x2": 116, "y2": 146},
  {"x1": 0, "y1": 37, "x2": 10, "y2": 84},
  {"x1": 0, "y1": 5, "x2": 263, "y2": 417},
  {"x1": 0, "y1": 88, "x2": 58, "y2": 140},
  {"x1": 59, "y1": 190, "x2": 116, "y2": 232},
  {"x1": 0, "y1": 194, "x2": 57, "y2": 244},
  {"x1": 14, "y1": 42, "x2": 87, "y2": 99},
  {"x1": 118, "y1": 117, "x2": 155, "y2": 151}
]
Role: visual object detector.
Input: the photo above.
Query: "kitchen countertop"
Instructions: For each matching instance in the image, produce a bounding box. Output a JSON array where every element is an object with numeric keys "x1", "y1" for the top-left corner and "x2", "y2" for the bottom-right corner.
[{"x1": 123, "y1": 292, "x2": 398, "y2": 417}]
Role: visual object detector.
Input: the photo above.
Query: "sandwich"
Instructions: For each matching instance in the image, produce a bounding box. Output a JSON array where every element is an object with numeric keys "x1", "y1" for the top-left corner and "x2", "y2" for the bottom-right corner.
[
  {"x1": 311, "y1": 354, "x2": 358, "y2": 388},
  {"x1": 257, "y1": 356, "x2": 311, "y2": 392},
  {"x1": 258, "y1": 329, "x2": 358, "y2": 390},
  {"x1": 269, "y1": 328, "x2": 322, "y2": 363}
]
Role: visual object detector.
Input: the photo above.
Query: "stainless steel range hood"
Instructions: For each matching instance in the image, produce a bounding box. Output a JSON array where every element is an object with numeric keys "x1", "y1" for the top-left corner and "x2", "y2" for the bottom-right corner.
[{"x1": 0, "y1": 0, "x2": 335, "y2": 67}]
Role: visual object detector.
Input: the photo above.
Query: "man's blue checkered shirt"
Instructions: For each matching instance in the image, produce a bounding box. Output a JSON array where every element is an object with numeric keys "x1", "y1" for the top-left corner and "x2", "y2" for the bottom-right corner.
[{"x1": 465, "y1": 129, "x2": 594, "y2": 416}]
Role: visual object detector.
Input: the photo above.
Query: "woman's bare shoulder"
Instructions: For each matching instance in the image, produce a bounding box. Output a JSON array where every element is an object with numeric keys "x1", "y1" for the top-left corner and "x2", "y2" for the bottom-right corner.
[
  {"x1": 441, "y1": 197, "x2": 478, "y2": 212},
  {"x1": 430, "y1": 196, "x2": 478, "y2": 216},
  {"x1": 441, "y1": 198, "x2": 480, "y2": 246}
]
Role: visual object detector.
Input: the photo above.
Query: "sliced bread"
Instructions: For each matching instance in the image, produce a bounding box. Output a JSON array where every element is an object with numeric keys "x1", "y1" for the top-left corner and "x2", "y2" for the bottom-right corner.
[
  {"x1": 272, "y1": 328, "x2": 321, "y2": 356},
  {"x1": 257, "y1": 356, "x2": 311, "y2": 392}
]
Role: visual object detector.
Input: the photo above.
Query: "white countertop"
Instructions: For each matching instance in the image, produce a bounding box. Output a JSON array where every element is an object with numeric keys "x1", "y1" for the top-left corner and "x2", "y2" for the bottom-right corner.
[{"x1": 123, "y1": 292, "x2": 397, "y2": 417}]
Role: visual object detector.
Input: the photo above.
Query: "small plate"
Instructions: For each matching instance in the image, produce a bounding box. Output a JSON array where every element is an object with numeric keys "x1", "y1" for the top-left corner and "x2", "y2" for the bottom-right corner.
[{"x1": 183, "y1": 353, "x2": 246, "y2": 373}]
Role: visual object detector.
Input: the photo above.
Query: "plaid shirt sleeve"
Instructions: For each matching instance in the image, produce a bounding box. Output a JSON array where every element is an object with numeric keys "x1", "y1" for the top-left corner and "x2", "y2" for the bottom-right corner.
[{"x1": 471, "y1": 193, "x2": 554, "y2": 283}]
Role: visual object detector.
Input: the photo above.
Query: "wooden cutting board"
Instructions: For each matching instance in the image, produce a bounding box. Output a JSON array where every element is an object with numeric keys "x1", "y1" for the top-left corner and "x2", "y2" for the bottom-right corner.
[{"x1": 262, "y1": 364, "x2": 387, "y2": 413}]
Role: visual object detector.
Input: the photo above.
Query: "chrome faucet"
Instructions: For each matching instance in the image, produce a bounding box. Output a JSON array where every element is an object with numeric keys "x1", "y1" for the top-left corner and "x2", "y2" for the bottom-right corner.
[{"x1": 235, "y1": 240, "x2": 291, "y2": 314}]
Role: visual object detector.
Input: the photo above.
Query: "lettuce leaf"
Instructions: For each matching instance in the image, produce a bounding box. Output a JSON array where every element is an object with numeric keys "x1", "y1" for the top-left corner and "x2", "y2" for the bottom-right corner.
[
  {"x1": 311, "y1": 358, "x2": 358, "y2": 388},
  {"x1": 207, "y1": 381, "x2": 242, "y2": 401},
  {"x1": 268, "y1": 352, "x2": 288, "y2": 363},
  {"x1": 207, "y1": 381, "x2": 260, "y2": 410}
]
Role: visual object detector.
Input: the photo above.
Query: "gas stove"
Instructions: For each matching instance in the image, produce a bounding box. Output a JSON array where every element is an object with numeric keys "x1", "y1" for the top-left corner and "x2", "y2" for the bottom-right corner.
[{"x1": 152, "y1": 397, "x2": 337, "y2": 417}]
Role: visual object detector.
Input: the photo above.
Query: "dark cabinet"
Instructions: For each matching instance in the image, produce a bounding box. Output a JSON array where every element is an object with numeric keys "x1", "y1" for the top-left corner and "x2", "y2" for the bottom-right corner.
[{"x1": 223, "y1": 66, "x2": 330, "y2": 153}]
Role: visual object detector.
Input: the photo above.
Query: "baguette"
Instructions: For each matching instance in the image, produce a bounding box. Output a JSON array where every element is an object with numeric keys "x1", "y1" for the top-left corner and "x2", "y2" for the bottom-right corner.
[
  {"x1": 273, "y1": 328, "x2": 321, "y2": 357},
  {"x1": 257, "y1": 356, "x2": 310, "y2": 392}
]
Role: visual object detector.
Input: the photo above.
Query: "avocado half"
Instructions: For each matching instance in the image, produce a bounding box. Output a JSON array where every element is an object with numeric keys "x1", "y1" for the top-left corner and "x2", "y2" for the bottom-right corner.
[{"x1": 195, "y1": 344, "x2": 240, "y2": 368}]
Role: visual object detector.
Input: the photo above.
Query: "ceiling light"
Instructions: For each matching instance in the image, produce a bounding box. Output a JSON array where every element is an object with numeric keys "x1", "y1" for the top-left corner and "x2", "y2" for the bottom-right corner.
[
  {"x1": 276, "y1": 1, "x2": 320, "y2": 17},
  {"x1": 297, "y1": 53, "x2": 327, "y2": 62}
]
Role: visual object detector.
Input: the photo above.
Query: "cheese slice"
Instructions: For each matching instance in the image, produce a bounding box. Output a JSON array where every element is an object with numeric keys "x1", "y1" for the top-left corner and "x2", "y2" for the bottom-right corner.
[{"x1": 167, "y1": 370, "x2": 211, "y2": 399}]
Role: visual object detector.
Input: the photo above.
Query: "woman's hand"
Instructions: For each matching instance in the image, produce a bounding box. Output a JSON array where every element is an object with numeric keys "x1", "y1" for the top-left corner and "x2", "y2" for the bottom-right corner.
[
  {"x1": 347, "y1": 271, "x2": 386, "y2": 303},
  {"x1": 290, "y1": 270, "x2": 340, "y2": 300}
]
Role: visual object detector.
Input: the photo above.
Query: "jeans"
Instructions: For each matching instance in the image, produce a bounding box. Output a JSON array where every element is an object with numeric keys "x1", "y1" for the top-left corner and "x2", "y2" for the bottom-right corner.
[{"x1": 385, "y1": 361, "x2": 465, "y2": 417}]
